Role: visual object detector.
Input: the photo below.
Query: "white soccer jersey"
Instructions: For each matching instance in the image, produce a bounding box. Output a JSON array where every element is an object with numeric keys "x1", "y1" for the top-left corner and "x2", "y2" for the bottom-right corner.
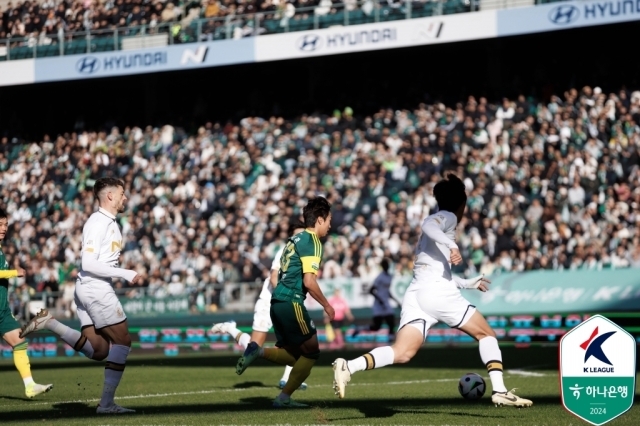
[
  {"x1": 413, "y1": 210, "x2": 459, "y2": 280},
  {"x1": 78, "y1": 207, "x2": 136, "y2": 286},
  {"x1": 258, "y1": 245, "x2": 285, "y2": 302}
]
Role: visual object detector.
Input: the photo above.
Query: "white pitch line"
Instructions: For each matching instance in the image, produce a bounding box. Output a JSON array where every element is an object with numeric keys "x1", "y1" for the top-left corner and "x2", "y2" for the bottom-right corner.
[
  {"x1": 506, "y1": 369, "x2": 549, "y2": 377},
  {"x1": 0, "y1": 372, "x2": 550, "y2": 409}
]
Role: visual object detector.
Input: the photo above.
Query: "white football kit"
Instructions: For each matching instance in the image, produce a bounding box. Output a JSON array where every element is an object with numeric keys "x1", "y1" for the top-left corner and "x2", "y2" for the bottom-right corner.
[
  {"x1": 252, "y1": 246, "x2": 285, "y2": 332},
  {"x1": 399, "y1": 210, "x2": 477, "y2": 338},
  {"x1": 75, "y1": 208, "x2": 137, "y2": 329}
]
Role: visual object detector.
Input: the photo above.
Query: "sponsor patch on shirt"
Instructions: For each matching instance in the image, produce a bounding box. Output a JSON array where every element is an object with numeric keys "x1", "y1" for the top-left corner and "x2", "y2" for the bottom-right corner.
[{"x1": 311, "y1": 262, "x2": 319, "y2": 270}]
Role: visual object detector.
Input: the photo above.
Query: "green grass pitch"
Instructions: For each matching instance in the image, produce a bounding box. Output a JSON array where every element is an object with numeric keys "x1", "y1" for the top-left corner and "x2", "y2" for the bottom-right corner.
[{"x1": 1, "y1": 345, "x2": 638, "y2": 425}]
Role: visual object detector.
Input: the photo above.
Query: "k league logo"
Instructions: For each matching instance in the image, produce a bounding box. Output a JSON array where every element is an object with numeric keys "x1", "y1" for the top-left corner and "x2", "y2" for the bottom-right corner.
[
  {"x1": 548, "y1": 5, "x2": 580, "y2": 25},
  {"x1": 76, "y1": 56, "x2": 100, "y2": 74},
  {"x1": 297, "y1": 34, "x2": 322, "y2": 52},
  {"x1": 581, "y1": 327, "x2": 615, "y2": 367},
  {"x1": 560, "y1": 314, "x2": 636, "y2": 426}
]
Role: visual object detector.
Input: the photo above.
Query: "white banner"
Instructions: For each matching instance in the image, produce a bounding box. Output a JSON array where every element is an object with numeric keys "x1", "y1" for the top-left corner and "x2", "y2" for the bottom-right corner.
[
  {"x1": 497, "y1": 0, "x2": 640, "y2": 37},
  {"x1": 0, "y1": 59, "x2": 35, "y2": 87},
  {"x1": 254, "y1": 11, "x2": 497, "y2": 62}
]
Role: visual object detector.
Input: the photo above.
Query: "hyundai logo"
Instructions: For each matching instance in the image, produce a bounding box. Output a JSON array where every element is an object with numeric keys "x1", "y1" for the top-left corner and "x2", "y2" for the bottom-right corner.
[
  {"x1": 297, "y1": 34, "x2": 322, "y2": 52},
  {"x1": 548, "y1": 5, "x2": 580, "y2": 25},
  {"x1": 76, "y1": 56, "x2": 100, "y2": 74}
]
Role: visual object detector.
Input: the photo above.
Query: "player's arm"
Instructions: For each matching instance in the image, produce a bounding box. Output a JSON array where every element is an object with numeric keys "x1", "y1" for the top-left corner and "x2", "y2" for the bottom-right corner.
[
  {"x1": 0, "y1": 269, "x2": 24, "y2": 278},
  {"x1": 270, "y1": 246, "x2": 285, "y2": 288},
  {"x1": 421, "y1": 212, "x2": 462, "y2": 264},
  {"x1": 452, "y1": 274, "x2": 491, "y2": 292},
  {"x1": 300, "y1": 239, "x2": 334, "y2": 320},
  {"x1": 82, "y1": 226, "x2": 138, "y2": 282}
]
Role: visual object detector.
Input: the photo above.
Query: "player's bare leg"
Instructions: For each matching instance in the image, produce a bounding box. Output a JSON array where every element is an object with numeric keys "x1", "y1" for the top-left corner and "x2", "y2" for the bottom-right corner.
[
  {"x1": 3, "y1": 329, "x2": 53, "y2": 398},
  {"x1": 21, "y1": 309, "x2": 109, "y2": 360},
  {"x1": 459, "y1": 311, "x2": 532, "y2": 408},
  {"x1": 95, "y1": 321, "x2": 135, "y2": 414},
  {"x1": 333, "y1": 324, "x2": 421, "y2": 399}
]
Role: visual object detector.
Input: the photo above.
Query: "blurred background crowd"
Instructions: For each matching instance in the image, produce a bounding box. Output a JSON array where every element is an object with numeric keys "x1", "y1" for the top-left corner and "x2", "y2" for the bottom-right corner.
[{"x1": 2, "y1": 85, "x2": 640, "y2": 318}]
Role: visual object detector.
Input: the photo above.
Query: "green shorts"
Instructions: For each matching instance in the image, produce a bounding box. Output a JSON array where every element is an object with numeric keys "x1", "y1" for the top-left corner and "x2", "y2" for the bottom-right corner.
[
  {"x1": 0, "y1": 307, "x2": 21, "y2": 338},
  {"x1": 270, "y1": 299, "x2": 317, "y2": 348}
]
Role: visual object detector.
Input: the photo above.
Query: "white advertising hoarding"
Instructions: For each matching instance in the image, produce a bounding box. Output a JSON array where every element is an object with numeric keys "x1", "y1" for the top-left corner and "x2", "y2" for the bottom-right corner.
[{"x1": 254, "y1": 11, "x2": 498, "y2": 62}]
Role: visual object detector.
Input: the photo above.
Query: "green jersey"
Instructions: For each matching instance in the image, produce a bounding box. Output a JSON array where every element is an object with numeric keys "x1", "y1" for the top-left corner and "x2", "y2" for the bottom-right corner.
[
  {"x1": 272, "y1": 230, "x2": 323, "y2": 303},
  {"x1": 0, "y1": 245, "x2": 10, "y2": 308}
]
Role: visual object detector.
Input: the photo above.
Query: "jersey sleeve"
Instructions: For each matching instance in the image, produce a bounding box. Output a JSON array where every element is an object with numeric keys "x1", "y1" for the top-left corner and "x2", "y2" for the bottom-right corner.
[
  {"x1": 298, "y1": 234, "x2": 322, "y2": 275},
  {"x1": 271, "y1": 246, "x2": 285, "y2": 271},
  {"x1": 421, "y1": 211, "x2": 459, "y2": 249},
  {"x1": 82, "y1": 219, "x2": 104, "y2": 254}
]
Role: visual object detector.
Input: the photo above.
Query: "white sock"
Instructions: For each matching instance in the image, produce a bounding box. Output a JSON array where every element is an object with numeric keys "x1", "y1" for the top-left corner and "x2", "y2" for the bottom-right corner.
[
  {"x1": 479, "y1": 336, "x2": 507, "y2": 393},
  {"x1": 100, "y1": 344, "x2": 130, "y2": 407},
  {"x1": 227, "y1": 325, "x2": 243, "y2": 342},
  {"x1": 23, "y1": 377, "x2": 34, "y2": 386},
  {"x1": 237, "y1": 333, "x2": 251, "y2": 349},
  {"x1": 47, "y1": 319, "x2": 94, "y2": 358},
  {"x1": 281, "y1": 365, "x2": 293, "y2": 381},
  {"x1": 347, "y1": 346, "x2": 395, "y2": 374}
]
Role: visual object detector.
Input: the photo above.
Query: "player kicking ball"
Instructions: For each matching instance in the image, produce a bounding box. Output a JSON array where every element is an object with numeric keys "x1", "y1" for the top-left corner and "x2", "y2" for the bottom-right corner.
[
  {"x1": 21, "y1": 178, "x2": 140, "y2": 414},
  {"x1": 211, "y1": 219, "x2": 309, "y2": 390},
  {"x1": 235, "y1": 197, "x2": 335, "y2": 408},
  {"x1": 333, "y1": 174, "x2": 532, "y2": 408},
  {"x1": 0, "y1": 208, "x2": 53, "y2": 398}
]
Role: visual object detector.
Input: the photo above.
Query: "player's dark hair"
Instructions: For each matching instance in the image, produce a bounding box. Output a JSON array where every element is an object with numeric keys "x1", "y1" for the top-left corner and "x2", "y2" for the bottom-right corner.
[
  {"x1": 289, "y1": 218, "x2": 306, "y2": 234},
  {"x1": 380, "y1": 258, "x2": 390, "y2": 273},
  {"x1": 93, "y1": 177, "x2": 125, "y2": 198},
  {"x1": 434, "y1": 173, "x2": 467, "y2": 213},
  {"x1": 0, "y1": 208, "x2": 7, "y2": 220},
  {"x1": 303, "y1": 196, "x2": 332, "y2": 227}
]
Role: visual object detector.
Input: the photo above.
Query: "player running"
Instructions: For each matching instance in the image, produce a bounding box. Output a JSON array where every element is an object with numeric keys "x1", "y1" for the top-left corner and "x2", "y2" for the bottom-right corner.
[
  {"x1": 210, "y1": 219, "x2": 309, "y2": 390},
  {"x1": 21, "y1": 178, "x2": 140, "y2": 414},
  {"x1": 235, "y1": 196, "x2": 335, "y2": 408},
  {"x1": 332, "y1": 174, "x2": 533, "y2": 408},
  {"x1": 0, "y1": 208, "x2": 53, "y2": 398}
]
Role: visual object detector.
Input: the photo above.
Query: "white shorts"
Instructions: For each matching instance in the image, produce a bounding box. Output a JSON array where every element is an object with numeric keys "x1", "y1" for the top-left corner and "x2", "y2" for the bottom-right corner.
[
  {"x1": 75, "y1": 281, "x2": 127, "y2": 330},
  {"x1": 252, "y1": 298, "x2": 273, "y2": 333},
  {"x1": 398, "y1": 267, "x2": 476, "y2": 340}
]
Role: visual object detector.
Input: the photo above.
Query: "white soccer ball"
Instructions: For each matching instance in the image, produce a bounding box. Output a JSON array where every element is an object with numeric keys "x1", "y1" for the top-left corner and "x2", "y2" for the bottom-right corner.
[{"x1": 458, "y1": 373, "x2": 486, "y2": 400}]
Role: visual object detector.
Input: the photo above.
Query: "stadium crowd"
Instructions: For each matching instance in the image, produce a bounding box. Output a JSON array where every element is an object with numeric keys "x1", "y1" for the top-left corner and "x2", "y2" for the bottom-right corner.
[
  {"x1": 2, "y1": 85, "x2": 640, "y2": 315},
  {"x1": 0, "y1": 0, "x2": 411, "y2": 45}
]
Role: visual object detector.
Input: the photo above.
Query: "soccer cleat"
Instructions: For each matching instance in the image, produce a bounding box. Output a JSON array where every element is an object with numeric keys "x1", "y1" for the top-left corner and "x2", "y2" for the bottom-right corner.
[
  {"x1": 96, "y1": 403, "x2": 136, "y2": 414},
  {"x1": 236, "y1": 341, "x2": 260, "y2": 375},
  {"x1": 278, "y1": 380, "x2": 308, "y2": 390},
  {"x1": 25, "y1": 383, "x2": 53, "y2": 398},
  {"x1": 19, "y1": 309, "x2": 52, "y2": 338},
  {"x1": 210, "y1": 321, "x2": 236, "y2": 334},
  {"x1": 332, "y1": 358, "x2": 351, "y2": 399},
  {"x1": 491, "y1": 389, "x2": 533, "y2": 408},
  {"x1": 272, "y1": 396, "x2": 309, "y2": 408}
]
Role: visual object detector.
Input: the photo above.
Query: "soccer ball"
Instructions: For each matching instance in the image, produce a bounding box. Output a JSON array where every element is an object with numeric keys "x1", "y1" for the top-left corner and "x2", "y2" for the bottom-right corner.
[{"x1": 458, "y1": 373, "x2": 486, "y2": 400}]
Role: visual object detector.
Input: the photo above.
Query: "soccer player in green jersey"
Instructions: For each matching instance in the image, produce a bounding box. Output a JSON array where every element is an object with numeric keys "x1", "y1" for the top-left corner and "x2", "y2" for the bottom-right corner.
[
  {"x1": 0, "y1": 208, "x2": 53, "y2": 398},
  {"x1": 236, "y1": 197, "x2": 335, "y2": 408}
]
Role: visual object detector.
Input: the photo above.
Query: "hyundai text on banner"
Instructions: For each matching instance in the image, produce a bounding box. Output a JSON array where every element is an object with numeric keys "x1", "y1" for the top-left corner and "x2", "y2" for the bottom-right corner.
[
  {"x1": 497, "y1": 0, "x2": 640, "y2": 37},
  {"x1": 254, "y1": 11, "x2": 497, "y2": 62},
  {"x1": 33, "y1": 38, "x2": 255, "y2": 84}
]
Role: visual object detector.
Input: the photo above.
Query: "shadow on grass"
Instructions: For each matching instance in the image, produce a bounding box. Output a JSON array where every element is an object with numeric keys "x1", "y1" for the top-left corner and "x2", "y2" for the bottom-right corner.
[
  {"x1": 0, "y1": 395, "x2": 581, "y2": 422},
  {"x1": 0, "y1": 346, "x2": 567, "y2": 372},
  {"x1": 233, "y1": 381, "x2": 271, "y2": 389}
]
